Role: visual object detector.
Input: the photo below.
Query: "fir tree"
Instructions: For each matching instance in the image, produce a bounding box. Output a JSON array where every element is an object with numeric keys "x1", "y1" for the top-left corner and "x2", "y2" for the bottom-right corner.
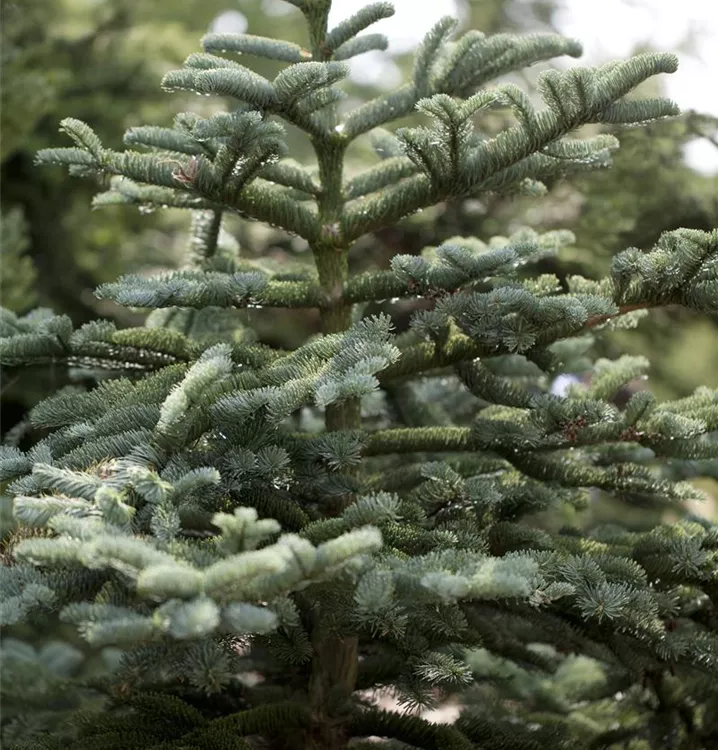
[{"x1": 2, "y1": 1, "x2": 718, "y2": 749}]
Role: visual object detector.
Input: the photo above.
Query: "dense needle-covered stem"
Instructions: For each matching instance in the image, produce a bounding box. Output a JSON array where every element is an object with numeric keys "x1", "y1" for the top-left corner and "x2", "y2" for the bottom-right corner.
[
  {"x1": 307, "y1": 138, "x2": 360, "y2": 747},
  {"x1": 305, "y1": 9, "x2": 360, "y2": 747}
]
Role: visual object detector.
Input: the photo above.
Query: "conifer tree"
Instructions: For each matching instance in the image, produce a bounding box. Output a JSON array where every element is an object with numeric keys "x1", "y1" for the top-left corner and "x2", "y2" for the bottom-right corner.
[{"x1": 2, "y1": 1, "x2": 718, "y2": 749}]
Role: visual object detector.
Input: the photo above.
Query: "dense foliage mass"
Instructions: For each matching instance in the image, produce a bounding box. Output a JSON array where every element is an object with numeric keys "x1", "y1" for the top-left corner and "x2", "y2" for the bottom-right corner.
[{"x1": 2, "y1": 1, "x2": 718, "y2": 749}]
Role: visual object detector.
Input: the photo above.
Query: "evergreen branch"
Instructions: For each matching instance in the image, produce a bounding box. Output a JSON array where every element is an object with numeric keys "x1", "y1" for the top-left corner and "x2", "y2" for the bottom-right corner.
[
  {"x1": 611, "y1": 228, "x2": 718, "y2": 313},
  {"x1": 343, "y1": 156, "x2": 420, "y2": 200},
  {"x1": 39, "y1": 119, "x2": 321, "y2": 240},
  {"x1": 334, "y1": 33, "x2": 389, "y2": 61},
  {"x1": 96, "y1": 271, "x2": 324, "y2": 310},
  {"x1": 123, "y1": 126, "x2": 208, "y2": 156},
  {"x1": 186, "y1": 701, "x2": 311, "y2": 739},
  {"x1": 341, "y1": 28, "x2": 582, "y2": 141},
  {"x1": 346, "y1": 228, "x2": 570, "y2": 303},
  {"x1": 476, "y1": 148, "x2": 613, "y2": 195},
  {"x1": 413, "y1": 16, "x2": 459, "y2": 94},
  {"x1": 379, "y1": 332, "x2": 489, "y2": 381},
  {"x1": 261, "y1": 279, "x2": 325, "y2": 307},
  {"x1": 188, "y1": 209, "x2": 223, "y2": 263},
  {"x1": 581, "y1": 302, "x2": 650, "y2": 330},
  {"x1": 324, "y1": 3, "x2": 394, "y2": 52},
  {"x1": 511, "y1": 452, "x2": 704, "y2": 505},
  {"x1": 342, "y1": 84, "x2": 421, "y2": 139},
  {"x1": 344, "y1": 270, "x2": 409, "y2": 304},
  {"x1": 231, "y1": 179, "x2": 320, "y2": 240},
  {"x1": 366, "y1": 455, "x2": 505, "y2": 495},
  {"x1": 163, "y1": 65, "x2": 278, "y2": 108},
  {"x1": 343, "y1": 173, "x2": 437, "y2": 241},
  {"x1": 455, "y1": 34, "x2": 583, "y2": 96},
  {"x1": 364, "y1": 427, "x2": 472, "y2": 455},
  {"x1": 349, "y1": 708, "x2": 474, "y2": 750},
  {"x1": 380, "y1": 303, "x2": 654, "y2": 382},
  {"x1": 259, "y1": 159, "x2": 321, "y2": 195},
  {"x1": 272, "y1": 61, "x2": 349, "y2": 137},
  {"x1": 58, "y1": 117, "x2": 104, "y2": 158},
  {"x1": 230, "y1": 342, "x2": 286, "y2": 368},
  {"x1": 455, "y1": 358, "x2": 534, "y2": 409},
  {"x1": 201, "y1": 33, "x2": 311, "y2": 63},
  {"x1": 457, "y1": 711, "x2": 557, "y2": 750},
  {"x1": 344, "y1": 54, "x2": 678, "y2": 239},
  {"x1": 91, "y1": 177, "x2": 215, "y2": 212},
  {"x1": 0, "y1": 296, "x2": 685, "y2": 381},
  {"x1": 0, "y1": 309, "x2": 283, "y2": 372},
  {"x1": 597, "y1": 97, "x2": 679, "y2": 125},
  {"x1": 95, "y1": 162, "x2": 319, "y2": 242}
]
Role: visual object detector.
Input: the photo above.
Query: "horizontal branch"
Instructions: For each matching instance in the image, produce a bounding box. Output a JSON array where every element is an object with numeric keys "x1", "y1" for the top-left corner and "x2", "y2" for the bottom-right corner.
[
  {"x1": 380, "y1": 304, "x2": 652, "y2": 382},
  {"x1": 363, "y1": 426, "x2": 472, "y2": 455},
  {"x1": 96, "y1": 272, "x2": 325, "y2": 311},
  {"x1": 379, "y1": 334, "x2": 490, "y2": 382},
  {"x1": 344, "y1": 270, "x2": 409, "y2": 304},
  {"x1": 581, "y1": 302, "x2": 651, "y2": 330},
  {"x1": 342, "y1": 84, "x2": 420, "y2": 140},
  {"x1": 343, "y1": 156, "x2": 420, "y2": 200},
  {"x1": 341, "y1": 53, "x2": 679, "y2": 241},
  {"x1": 342, "y1": 174, "x2": 438, "y2": 243},
  {"x1": 230, "y1": 179, "x2": 320, "y2": 242},
  {"x1": 349, "y1": 707, "x2": 474, "y2": 750},
  {"x1": 260, "y1": 280, "x2": 325, "y2": 307}
]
